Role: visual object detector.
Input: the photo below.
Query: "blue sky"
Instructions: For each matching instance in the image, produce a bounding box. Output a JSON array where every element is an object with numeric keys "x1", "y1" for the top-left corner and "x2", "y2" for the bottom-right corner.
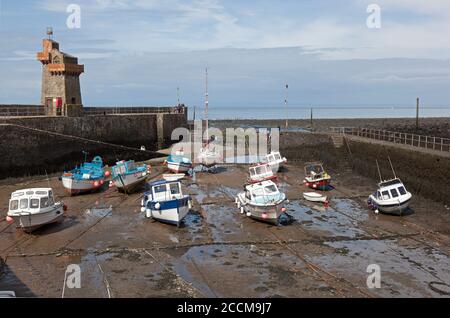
[{"x1": 0, "y1": 0, "x2": 449, "y2": 118}]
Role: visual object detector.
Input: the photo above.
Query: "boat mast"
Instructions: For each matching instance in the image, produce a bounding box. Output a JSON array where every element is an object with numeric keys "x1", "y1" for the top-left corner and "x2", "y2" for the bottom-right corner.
[
  {"x1": 205, "y1": 67, "x2": 209, "y2": 142},
  {"x1": 388, "y1": 156, "x2": 397, "y2": 179},
  {"x1": 285, "y1": 83, "x2": 289, "y2": 129},
  {"x1": 376, "y1": 159, "x2": 383, "y2": 182}
]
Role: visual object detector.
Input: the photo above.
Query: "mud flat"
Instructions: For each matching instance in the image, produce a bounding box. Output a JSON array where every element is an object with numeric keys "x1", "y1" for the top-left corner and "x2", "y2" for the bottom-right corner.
[{"x1": 1, "y1": 146, "x2": 450, "y2": 297}]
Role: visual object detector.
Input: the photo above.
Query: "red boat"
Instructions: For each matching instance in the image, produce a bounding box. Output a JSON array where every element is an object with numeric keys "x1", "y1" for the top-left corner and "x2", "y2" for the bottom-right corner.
[
  {"x1": 248, "y1": 163, "x2": 277, "y2": 184},
  {"x1": 303, "y1": 162, "x2": 332, "y2": 190}
]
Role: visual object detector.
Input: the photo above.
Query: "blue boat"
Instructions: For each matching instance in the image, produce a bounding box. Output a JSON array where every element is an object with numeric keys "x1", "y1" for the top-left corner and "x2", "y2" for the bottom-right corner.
[
  {"x1": 61, "y1": 155, "x2": 105, "y2": 196},
  {"x1": 165, "y1": 151, "x2": 192, "y2": 174},
  {"x1": 141, "y1": 180, "x2": 192, "y2": 226},
  {"x1": 111, "y1": 160, "x2": 150, "y2": 193}
]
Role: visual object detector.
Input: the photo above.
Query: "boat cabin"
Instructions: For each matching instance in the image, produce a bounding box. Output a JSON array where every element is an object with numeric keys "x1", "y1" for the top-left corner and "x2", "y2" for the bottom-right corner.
[
  {"x1": 144, "y1": 180, "x2": 184, "y2": 203},
  {"x1": 374, "y1": 178, "x2": 409, "y2": 202},
  {"x1": 249, "y1": 163, "x2": 275, "y2": 182},
  {"x1": 112, "y1": 160, "x2": 145, "y2": 176},
  {"x1": 244, "y1": 181, "x2": 284, "y2": 205},
  {"x1": 9, "y1": 188, "x2": 56, "y2": 213},
  {"x1": 304, "y1": 163, "x2": 329, "y2": 180},
  {"x1": 266, "y1": 152, "x2": 283, "y2": 164}
]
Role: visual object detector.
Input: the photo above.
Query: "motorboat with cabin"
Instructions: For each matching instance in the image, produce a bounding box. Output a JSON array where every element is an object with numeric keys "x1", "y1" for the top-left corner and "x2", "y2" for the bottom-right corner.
[
  {"x1": 264, "y1": 151, "x2": 287, "y2": 173},
  {"x1": 110, "y1": 160, "x2": 150, "y2": 193},
  {"x1": 303, "y1": 162, "x2": 332, "y2": 190},
  {"x1": 367, "y1": 158, "x2": 412, "y2": 216},
  {"x1": 61, "y1": 153, "x2": 105, "y2": 196},
  {"x1": 141, "y1": 180, "x2": 192, "y2": 226},
  {"x1": 248, "y1": 162, "x2": 277, "y2": 184},
  {"x1": 235, "y1": 180, "x2": 288, "y2": 225},
  {"x1": 6, "y1": 188, "x2": 66, "y2": 233}
]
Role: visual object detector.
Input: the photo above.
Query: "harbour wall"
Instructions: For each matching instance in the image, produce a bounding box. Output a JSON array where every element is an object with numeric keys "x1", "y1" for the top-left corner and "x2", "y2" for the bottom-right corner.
[
  {"x1": 277, "y1": 132, "x2": 450, "y2": 206},
  {"x1": 0, "y1": 113, "x2": 187, "y2": 179}
]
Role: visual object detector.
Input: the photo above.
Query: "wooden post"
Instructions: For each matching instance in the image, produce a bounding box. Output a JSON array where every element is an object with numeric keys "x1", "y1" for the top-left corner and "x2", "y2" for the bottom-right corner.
[{"x1": 416, "y1": 97, "x2": 420, "y2": 129}]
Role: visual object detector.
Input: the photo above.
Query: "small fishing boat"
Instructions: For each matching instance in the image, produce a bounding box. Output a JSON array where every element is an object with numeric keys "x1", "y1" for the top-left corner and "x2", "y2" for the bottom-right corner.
[
  {"x1": 141, "y1": 180, "x2": 193, "y2": 226},
  {"x1": 6, "y1": 188, "x2": 66, "y2": 233},
  {"x1": 111, "y1": 160, "x2": 150, "y2": 193},
  {"x1": 264, "y1": 151, "x2": 287, "y2": 173},
  {"x1": 367, "y1": 158, "x2": 412, "y2": 216},
  {"x1": 235, "y1": 181, "x2": 287, "y2": 225},
  {"x1": 61, "y1": 154, "x2": 105, "y2": 196},
  {"x1": 165, "y1": 151, "x2": 193, "y2": 174},
  {"x1": 303, "y1": 192, "x2": 328, "y2": 203},
  {"x1": 163, "y1": 174, "x2": 185, "y2": 182},
  {"x1": 303, "y1": 162, "x2": 332, "y2": 190},
  {"x1": 248, "y1": 162, "x2": 277, "y2": 184}
]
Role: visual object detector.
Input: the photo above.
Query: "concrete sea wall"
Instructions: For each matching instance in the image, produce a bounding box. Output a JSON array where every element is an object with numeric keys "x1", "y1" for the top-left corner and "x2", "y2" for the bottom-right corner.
[{"x1": 0, "y1": 113, "x2": 187, "y2": 179}]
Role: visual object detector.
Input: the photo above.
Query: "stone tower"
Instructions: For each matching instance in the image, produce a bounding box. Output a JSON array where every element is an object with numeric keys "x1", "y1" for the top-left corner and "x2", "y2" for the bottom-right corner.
[{"x1": 37, "y1": 36, "x2": 84, "y2": 117}]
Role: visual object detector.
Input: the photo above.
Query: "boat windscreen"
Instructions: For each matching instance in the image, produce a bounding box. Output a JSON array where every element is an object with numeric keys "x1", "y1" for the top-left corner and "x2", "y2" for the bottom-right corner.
[
  {"x1": 9, "y1": 200, "x2": 18, "y2": 210},
  {"x1": 264, "y1": 185, "x2": 278, "y2": 194}
]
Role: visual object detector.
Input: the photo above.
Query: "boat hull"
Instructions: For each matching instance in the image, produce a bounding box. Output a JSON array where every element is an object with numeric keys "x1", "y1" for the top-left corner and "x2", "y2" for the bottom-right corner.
[
  {"x1": 305, "y1": 179, "x2": 331, "y2": 191},
  {"x1": 267, "y1": 159, "x2": 286, "y2": 173},
  {"x1": 237, "y1": 194, "x2": 286, "y2": 225},
  {"x1": 144, "y1": 197, "x2": 191, "y2": 226},
  {"x1": 114, "y1": 172, "x2": 147, "y2": 193},
  {"x1": 303, "y1": 193, "x2": 328, "y2": 203},
  {"x1": 248, "y1": 175, "x2": 277, "y2": 184},
  {"x1": 8, "y1": 204, "x2": 64, "y2": 233},
  {"x1": 368, "y1": 196, "x2": 411, "y2": 216},
  {"x1": 62, "y1": 177, "x2": 104, "y2": 196},
  {"x1": 167, "y1": 162, "x2": 192, "y2": 173}
]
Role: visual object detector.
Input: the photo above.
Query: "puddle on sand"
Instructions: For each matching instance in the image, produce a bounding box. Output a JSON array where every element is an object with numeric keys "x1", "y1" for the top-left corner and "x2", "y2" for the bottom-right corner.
[
  {"x1": 84, "y1": 207, "x2": 113, "y2": 220},
  {"x1": 313, "y1": 239, "x2": 450, "y2": 297},
  {"x1": 286, "y1": 200, "x2": 367, "y2": 239}
]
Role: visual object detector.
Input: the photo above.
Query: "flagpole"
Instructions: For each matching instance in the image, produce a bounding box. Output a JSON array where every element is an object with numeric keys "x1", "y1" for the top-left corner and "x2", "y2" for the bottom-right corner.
[{"x1": 285, "y1": 83, "x2": 289, "y2": 129}]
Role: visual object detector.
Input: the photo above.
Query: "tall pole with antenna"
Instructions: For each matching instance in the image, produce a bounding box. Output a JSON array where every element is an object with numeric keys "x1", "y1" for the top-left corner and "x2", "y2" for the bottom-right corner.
[
  {"x1": 205, "y1": 68, "x2": 209, "y2": 142},
  {"x1": 376, "y1": 159, "x2": 383, "y2": 182},
  {"x1": 177, "y1": 87, "x2": 180, "y2": 106},
  {"x1": 285, "y1": 83, "x2": 289, "y2": 129},
  {"x1": 388, "y1": 156, "x2": 397, "y2": 179}
]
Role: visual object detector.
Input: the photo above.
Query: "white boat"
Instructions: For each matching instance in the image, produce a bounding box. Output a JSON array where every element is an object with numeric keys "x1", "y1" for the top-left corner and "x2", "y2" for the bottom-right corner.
[
  {"x1": 6, "y1": 188, "x2": 65, "y2": 233},
  {"x1": 303, "y1": 192, "x2": 328, "y2": 203},
  {"x1": 111, "y1": 160, "x2": 149, "y2": 193},
  {"x1": 264, "y1": 151, "x2": 287, "y2": 173},
  {"x1": 163, "y1": 174, "x2": 185, "y2": 182},
  {"x1": 368, "y1": 178, "x2": 412, "y2": 215},
  {"x1": 367, "y1": 158, "x2": 412, "y2": 216},
  {"x1": 166, "y1": 151, "x2": 193, "y2": 174},
  {"x1": 0, "y1": 291, "x2": 16, "y2": 298},
  {"x1": 235, "y1": 181, "x2": 287, "y2": 225},
  {"x1": 141, "y1": 180, "x2": 192, "y2": 226},
  {"x1": 248, "y1": 162, "x2": 277, "y2": 184}
]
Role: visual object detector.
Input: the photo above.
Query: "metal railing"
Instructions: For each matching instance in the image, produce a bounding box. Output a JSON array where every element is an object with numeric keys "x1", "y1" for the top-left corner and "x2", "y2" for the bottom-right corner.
[
  {"x1": 331, "y1": 127, "x2": 450, "y2": 153},
  {"x1": 0, "y1": 105, "x2": 45, "y2": 117},
  {"x1": 84, "y1": 106, "x2": 186, "y2": 116}
]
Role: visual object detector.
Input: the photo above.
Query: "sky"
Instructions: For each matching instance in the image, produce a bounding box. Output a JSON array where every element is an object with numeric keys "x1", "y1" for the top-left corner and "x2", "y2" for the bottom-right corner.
[{"x1": 0, "y1": 0, "x2": 449, "y2": 118}]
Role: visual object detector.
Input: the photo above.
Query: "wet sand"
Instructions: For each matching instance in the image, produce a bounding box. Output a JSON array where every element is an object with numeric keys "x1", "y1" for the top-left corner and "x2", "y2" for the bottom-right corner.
[{"x1": 1, "y1": 159, "x2": 449, "y2": 298}]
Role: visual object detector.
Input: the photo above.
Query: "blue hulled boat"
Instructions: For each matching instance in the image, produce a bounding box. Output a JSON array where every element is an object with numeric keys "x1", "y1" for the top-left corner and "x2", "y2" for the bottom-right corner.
[
  {"x1": 61, "y1": 155, "x2": 105, "y2": 196},
  {"x1": 141, "y1": 180, "x2": 192, "y2": 226},
  {"x1": 111, "y1": 160, "x2": 150, "y2": 193}
]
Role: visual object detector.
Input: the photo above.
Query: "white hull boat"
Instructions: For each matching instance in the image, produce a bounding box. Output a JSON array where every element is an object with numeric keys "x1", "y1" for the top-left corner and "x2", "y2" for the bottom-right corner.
[
  {"x1": 303, "y1": 192, "x2": 328, "y2": 203},
  {"x1": 62, "y1": 177, "x2": 104, "y2": 195},
  {"x1": 7, "y1": 188, "x2": 65, "y2": 233},
  {"x1": 141, "y1": 180, "x2": 192, "y2": 226},
  {"x1": 236, "y1": 181, "x2": 287, "y2": 225},
  {"x1": 265, "y1": 152, "x2": 287, "y2": 173}
]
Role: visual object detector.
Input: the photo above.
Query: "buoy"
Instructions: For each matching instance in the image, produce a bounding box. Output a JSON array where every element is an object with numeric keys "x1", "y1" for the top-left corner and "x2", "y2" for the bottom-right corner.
[
  {"x1": 155, "y1": 203, "x2": 161, "y2": 210},
  {"x1": 94, "y1": 181, "x2": 99, "y2": 187},
  {"x1": 246, "y1": 212, "x2": 252, "y2": 217},
  {"x1": 109, "y1": 181, "x2": 114, "y2": 188},
  {"x1": 105, "y1": 171, "x2": 111, "y2": 177},
  {"x1": 375, "y1": 209, "x2": 379, "y2": 214},
  {"x1": 240, "y1": 207, "x2": 244, "y2": 214},
  {"x1": 188, "y1": 200, "x2": 192, "y2": 209},
  {"x1": 313, "y1": 184, "x2": 317, "y2": 189},
  {"x1": 142, "y1": 172, "x2": 147, "y2": 177},
  {"x1": 145, "y1": 209, "x2": 152, "y2": 218},
  {"x1": 281, "y1": 208, "x2": 287, "y2": 213},
  {"x1": 6, "y1": 216, "x2": 14, "y2": 224}
]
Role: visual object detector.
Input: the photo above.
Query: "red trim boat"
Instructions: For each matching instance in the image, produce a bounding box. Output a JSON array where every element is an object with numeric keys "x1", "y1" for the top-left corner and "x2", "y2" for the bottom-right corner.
[{"x1": 303, "y1": 162, "x2": 332, "y2": 190}]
